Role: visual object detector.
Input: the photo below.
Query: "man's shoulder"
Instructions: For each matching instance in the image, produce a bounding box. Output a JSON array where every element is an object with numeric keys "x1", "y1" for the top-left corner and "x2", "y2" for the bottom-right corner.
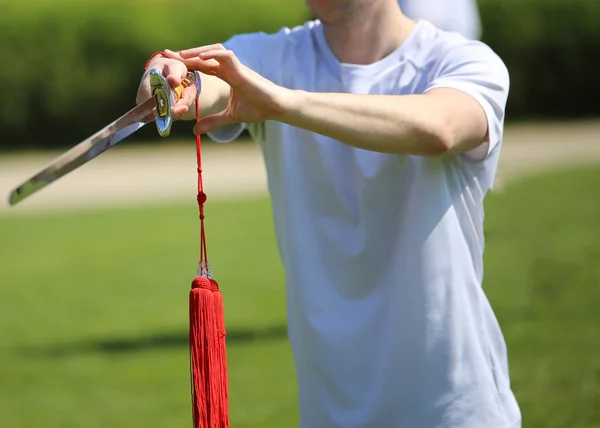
[{"x1": 414, "y1": 21, "x2": 506, "y2": 71}]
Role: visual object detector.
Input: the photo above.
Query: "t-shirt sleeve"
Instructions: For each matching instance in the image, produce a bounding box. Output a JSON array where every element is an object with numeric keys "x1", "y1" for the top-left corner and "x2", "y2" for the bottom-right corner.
[
  {"x1": 206, "y1": 29, "x2": 288, "y2": 143},
  {"x1": 423, "y1": 41, "x2": 510, "y2": 161}
]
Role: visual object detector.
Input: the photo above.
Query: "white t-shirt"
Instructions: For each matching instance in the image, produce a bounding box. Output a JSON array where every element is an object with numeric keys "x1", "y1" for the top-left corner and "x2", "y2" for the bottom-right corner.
[
  {"x1": 399, "y1": 0, "x2": 482, "y2": 40},
  {"x1": 209, "y1": 20, "x2": 520, "y2": 428}
]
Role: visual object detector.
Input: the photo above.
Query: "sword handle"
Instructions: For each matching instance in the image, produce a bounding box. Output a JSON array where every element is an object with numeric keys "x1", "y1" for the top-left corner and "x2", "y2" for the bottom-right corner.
[{"x1": 173, "y1": 74, "x2": 196, "y2": 101}]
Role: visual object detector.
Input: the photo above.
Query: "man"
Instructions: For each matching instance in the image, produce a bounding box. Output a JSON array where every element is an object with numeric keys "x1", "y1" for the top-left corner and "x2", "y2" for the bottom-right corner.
[
  {"x1": 398, "y1": 0, "x2": 482, "y2": 39},
  {"x1": 137, "y1": 1, "x2": 520, "y2": 426}
]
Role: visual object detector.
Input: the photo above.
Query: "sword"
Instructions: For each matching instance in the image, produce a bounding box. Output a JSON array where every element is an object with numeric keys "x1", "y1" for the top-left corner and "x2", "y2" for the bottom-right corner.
[{"x1": 7, "y1": 68, "x2": 201, "y2": 206}]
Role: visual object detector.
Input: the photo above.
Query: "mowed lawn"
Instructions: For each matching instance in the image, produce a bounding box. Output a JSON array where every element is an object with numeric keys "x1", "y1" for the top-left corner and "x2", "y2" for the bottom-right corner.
[{"x1": 1, "y1": 165, "x2": 599, "y2": 427}]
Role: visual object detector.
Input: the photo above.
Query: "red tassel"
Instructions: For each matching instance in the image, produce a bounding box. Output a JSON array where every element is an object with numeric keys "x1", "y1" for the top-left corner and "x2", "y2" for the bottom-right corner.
[
  {"x1": 189, "y1": 276, "x2": 229, "y2": 428},
  {"x1": 187, "y1": 93, "x2": 229, "y2": 427}
]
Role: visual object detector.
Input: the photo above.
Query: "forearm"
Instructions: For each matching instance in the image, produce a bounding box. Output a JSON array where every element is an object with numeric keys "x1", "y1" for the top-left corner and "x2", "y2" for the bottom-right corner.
[{"x1": 279, "y1": 91, "x2": 456, "y2": 156}]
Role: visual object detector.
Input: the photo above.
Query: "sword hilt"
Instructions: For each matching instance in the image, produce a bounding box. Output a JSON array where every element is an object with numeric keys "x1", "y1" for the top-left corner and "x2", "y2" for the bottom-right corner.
[
  {"x1": 173, "y1": 74, "x2": 196, "y2": 100},
  {"x1": 149, "y1": 69, "x2": 201, "y2": 137}
]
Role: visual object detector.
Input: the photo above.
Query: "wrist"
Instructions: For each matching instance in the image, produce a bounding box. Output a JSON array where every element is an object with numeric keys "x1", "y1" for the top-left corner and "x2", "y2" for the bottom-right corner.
[
  {"x1": 276, "y1": 89, "x2": 306, "y2": 124},
  {"x1": 144, "y1": 51, "x2": 165, "y2": 70}
]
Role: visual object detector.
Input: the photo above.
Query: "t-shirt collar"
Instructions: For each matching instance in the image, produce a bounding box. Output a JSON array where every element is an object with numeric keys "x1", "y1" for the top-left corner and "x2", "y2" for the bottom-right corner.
[{"x1": 314, "y1": 19, "x2": 426, "y2": 76}]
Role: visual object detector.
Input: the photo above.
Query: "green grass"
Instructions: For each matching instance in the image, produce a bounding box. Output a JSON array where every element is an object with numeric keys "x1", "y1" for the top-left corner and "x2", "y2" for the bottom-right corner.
[
  {"x1": 0, "y1": 198, "x2": 296, "y2": 427},
  {"x1": 1, "y1": 166, "x2": 600, "y2": 427}
]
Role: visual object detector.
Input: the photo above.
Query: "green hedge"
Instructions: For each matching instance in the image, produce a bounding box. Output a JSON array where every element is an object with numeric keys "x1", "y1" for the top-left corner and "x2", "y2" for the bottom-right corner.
[
  {"x1": 0, "y1": 0, "x2": 598, "y2": 148},
  {"x1": 0, "y1": 0, "x2": 311, "y2": 148},
  {"x1": 479, "y1": 0, "x2": 600, "y2": 120}
]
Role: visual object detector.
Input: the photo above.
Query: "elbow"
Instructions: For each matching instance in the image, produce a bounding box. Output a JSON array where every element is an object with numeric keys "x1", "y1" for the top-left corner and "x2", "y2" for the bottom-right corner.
[
  {"x1": 418, "y1": 124, "x2": 455, "y2": 157},
  {"x1": 430, "y1": 130, "x2": 455, "y2": 156}
]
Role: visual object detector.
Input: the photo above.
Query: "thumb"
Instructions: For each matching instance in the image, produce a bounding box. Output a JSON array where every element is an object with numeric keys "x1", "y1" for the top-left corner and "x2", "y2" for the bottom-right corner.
[
  {"x1": 166, "y1": 74, "x2": 182, "y2": 88},
  {"x1": 193, "y1": 110, "x2": 236, "y2": 135}
]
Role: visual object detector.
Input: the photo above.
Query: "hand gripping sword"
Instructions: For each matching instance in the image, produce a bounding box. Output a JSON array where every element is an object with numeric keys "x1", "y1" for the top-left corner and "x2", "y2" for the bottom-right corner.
[{"x1": 7, "y1": 69, "x2": 201, "y2": 206}]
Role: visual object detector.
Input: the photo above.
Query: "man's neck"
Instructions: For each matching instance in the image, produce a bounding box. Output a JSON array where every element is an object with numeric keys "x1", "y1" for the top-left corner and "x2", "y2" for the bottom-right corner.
[{"x1": 322, "y1": 4, "x2": 416, "y2": 65}]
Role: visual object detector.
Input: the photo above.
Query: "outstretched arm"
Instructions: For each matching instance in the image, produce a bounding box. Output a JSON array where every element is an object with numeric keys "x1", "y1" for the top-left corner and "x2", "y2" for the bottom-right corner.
[
  {"x1": 279, "y1": 89, "x2": 488, "y2": 156},
  {"x1": 177, "y1": 45, "x2": 496, "y2": 157}
]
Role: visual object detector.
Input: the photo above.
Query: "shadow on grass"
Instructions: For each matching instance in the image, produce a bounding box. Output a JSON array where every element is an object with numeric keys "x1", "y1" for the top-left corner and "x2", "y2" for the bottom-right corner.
[{"x1": 20, "y1": 324, "x2": 288, "y2": 359}]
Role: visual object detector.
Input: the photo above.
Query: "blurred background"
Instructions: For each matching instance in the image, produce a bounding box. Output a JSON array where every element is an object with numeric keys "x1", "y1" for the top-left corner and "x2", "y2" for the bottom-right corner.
[{"x1": 0, "y1": 0, "x2": 599, "y2": 427}]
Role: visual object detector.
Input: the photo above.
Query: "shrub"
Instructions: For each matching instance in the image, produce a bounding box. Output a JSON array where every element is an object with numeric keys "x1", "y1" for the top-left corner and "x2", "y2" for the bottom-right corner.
[{"x1": 0, "y1": 0, "x2": 598, "y2": 148}]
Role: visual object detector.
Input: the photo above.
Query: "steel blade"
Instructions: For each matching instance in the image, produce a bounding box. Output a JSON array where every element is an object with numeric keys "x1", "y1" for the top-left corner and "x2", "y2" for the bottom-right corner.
[{"x1": 8, "y1": 98, "x2": 156, "y2": 206}]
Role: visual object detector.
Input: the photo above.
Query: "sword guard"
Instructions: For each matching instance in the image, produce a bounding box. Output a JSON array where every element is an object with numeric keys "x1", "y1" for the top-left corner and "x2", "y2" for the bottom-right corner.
[{"x1": 149, "y1": 69, "x2": 201, "y2": 137}]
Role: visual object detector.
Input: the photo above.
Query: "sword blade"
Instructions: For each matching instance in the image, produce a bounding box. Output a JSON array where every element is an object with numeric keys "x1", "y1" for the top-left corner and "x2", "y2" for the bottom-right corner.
[{"x1": 8, "y1": 98, "x2": 156, "y2": 206}]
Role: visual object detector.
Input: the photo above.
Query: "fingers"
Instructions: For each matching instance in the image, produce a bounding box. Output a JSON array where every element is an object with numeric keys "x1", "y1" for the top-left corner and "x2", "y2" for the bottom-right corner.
[
  {"x1": 136, "y1": 54, "x2": 187, "y2": 105},
  {"x1": 162, "y1": 49, "x2": 182, "y2": 59},
  {"x1": 171, "y1": 104, "x2": 189, "y2": 120},
  {"x1": 193, "y1": 110, "x2": 235, "y2": 135},
  {"x1": 179, "y1": 84, "x2": 199, "y2": 107},
  {"x1": 179, "y1": 44, "x2": 226, "y2": 59},
  {"x1": 167, "y1": 45, "x2": 242, "y2": 84},
  {"x1": 179, "y1": 49, "x2": 243, "y2": 87},
  {"x1": 198, "y1": 49, "x2": 240, "y2": 69},
  {"x1": 172, "y1": 85, "x2": 199, "y2": 121},
  {"x1": 162, "y1": 49, "x2": 188, "y2": 65},
  {"x1": 164, "y1": 49, "x2": 219, "y2": 76},
  {"x1": 169, "y1": 56, "x2": 214, "y2": 74},
  {"x1": 164, "y1": 63, "x2": 187, "y2": 87}
]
